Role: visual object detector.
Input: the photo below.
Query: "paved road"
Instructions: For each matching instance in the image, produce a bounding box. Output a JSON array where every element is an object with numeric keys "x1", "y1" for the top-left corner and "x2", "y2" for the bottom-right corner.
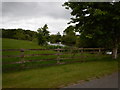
[{"x1": 61, "y1": 72, "x2": 118, "y2": 88}]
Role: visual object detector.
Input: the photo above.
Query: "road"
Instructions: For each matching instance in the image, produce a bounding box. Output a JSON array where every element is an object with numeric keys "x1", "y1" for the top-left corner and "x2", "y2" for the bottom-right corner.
[{"x1": 61, "y1": 72, "x2": 118, "y2": 88}]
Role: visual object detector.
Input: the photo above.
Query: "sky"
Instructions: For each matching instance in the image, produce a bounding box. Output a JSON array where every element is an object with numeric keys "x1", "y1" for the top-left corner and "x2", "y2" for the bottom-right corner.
[{"x1": 1, "y1": 2, "x2": 72, "y2": 35}]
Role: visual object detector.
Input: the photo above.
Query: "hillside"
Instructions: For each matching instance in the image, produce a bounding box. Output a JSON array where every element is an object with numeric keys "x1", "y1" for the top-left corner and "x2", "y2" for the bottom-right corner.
[{"x1": 2, "y1": 38, "x2": 44, "y2": 49}]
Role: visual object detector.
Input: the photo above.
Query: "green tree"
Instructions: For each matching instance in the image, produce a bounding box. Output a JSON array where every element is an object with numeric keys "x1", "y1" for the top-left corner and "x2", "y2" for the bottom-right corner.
[
  {"x1": 50, "y1": 35, "x2": 56, "y2": 43},
  {"x1": 56, "y1": 32, "x2": 61, "y2": 43},
  {"x1": 37, "y1": 24, "x2": 50, "y2": 45},
  {"x1": 63, "y1": 2, "x2": 120, "y2": 59},
  {"x1": 64, "y1": 25, "x2": 75, "y2": 35},
  {"x1": 50, "y1": 32, "x2": 61, "y2": 43},
  {"x1": 62, "y1": 30, "x2": 76, "y2": 46},
  {"x1": 13, "y1": 28, "x2": 26, "y2": 40}
]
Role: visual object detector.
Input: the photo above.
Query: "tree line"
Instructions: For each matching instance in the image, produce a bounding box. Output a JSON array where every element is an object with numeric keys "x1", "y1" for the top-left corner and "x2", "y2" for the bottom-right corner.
[
  {"x1": 1, "y1": 25, "x2": 101, "y2": 48},
  {"x1": 1, "y1": 26, "x2": 78, "y2": 47},
  {"x1": 1, "y1": 22, "x2": 120, "y2": 50},
  {"x1": 1, "y1": 28, "x2": 37, "y2": 41}
]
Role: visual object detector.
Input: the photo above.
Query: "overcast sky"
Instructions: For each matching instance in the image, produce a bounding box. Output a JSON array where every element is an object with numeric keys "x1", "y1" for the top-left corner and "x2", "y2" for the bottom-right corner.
[{"x1": 1, "y1": 2, "x2": 72, "y2": 35}]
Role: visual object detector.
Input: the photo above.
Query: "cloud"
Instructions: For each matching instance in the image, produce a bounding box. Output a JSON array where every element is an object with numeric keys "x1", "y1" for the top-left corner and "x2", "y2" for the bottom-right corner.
[
  {"x1": 2, "y1": 2, "x2": 71, "y2": 34},
  {"x1": 2, "y1": 16, "x2": 69, "y2": 34},
  {"x1": 0, "y1": 2, "x2": 2, "y2": 24},
  {"x1": 2, "y1": 2, "x2": 71, "y2": 19},
  {"x1": 2, "y1": 0, "x2": 68, "y2": 2}
]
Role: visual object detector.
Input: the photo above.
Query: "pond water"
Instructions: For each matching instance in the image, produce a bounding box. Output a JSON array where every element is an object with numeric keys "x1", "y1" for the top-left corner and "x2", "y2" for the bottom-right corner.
[{"x1": 47, "y1": 42, "x2": 65, "y2": 47}]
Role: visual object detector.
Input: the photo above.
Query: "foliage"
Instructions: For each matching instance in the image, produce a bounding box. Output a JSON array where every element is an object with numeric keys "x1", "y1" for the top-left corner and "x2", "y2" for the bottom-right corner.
[
  {"x1": 62, "y1": 26, "x2": 77, "y2": 46},
  {"x1": 75, "y1": 36, "x2": 81, "y2": 48},
  {"x1": 63, "y1": 25, "x2": 75, "y2": 35},
  {"x1": 77, "y1": 34, "x2": 105, "y2": 48},
  {"x1": 50, "y1": 32, "x2": 61, "y2": 43},
  {"x1": 63, "y1": 2, "x2": 120, "y2": 59},
  {"x1": 2, "y1": 28, "x2": 37, "y2": 41},
  {"x1": 37, "y1": 24, "x2": 50, "y2": 45}
]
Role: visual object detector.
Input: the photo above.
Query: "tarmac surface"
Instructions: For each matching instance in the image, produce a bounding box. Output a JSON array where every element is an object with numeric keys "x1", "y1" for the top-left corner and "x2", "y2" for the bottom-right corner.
[{"x1": 61, "y1": 72, "x2": 118, "y2": 88}]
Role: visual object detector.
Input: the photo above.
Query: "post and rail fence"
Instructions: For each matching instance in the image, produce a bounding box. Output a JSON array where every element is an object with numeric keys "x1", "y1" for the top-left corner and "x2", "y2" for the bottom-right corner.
[
  {"x1": 1, "y1": 48, "x2": 116, "y2": 72},
  {"x1": 2, "y1": 48, "x2": 105, "y2": 64}
]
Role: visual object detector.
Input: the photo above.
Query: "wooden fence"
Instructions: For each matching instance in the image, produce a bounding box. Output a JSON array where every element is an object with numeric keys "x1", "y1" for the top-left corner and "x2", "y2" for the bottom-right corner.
[
  {"x1": 2, "y1": 48, "x2": 110, "y2": 72},
  {"x1": 2, "y1": 48, "x2": 120, "y2": 72},
  {"x1": 2, "y1": 48, "x2": 105, "y2": 64}
]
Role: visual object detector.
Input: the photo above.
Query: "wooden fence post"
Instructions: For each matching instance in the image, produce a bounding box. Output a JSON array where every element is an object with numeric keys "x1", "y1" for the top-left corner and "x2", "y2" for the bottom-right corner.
[
  {"x1": 98, "y1": 48, "x2": 101, "y2": 54},
  {"x1": 57, "y1": 48, "x2": 60, "y2": 64},
  {"x1": 20, "y1": 49, "x2": 25, "y2": 68},
  {"x1": 81, "y1": 48, "x2": 83, "y2": 53}
]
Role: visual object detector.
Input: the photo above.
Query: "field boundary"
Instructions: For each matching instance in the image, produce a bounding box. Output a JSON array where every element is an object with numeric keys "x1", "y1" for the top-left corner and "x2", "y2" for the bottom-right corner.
[
  {"x1": 2, "y1": 48, "x2": 105, "y2": 64},
  {"x1": 2, "y1": 48, "x2": 115, "y2": 72}
]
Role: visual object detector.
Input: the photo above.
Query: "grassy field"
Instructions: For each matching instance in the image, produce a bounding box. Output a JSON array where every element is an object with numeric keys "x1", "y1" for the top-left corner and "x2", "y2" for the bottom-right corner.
[
  {"x1": 2, "y1": 38, "x2": 57, "y2": 72},
  {"x1": 3, "y1": 38, "x2": 111, "y2": 72},
  {"x1": 2, "y1": 38, "x2": 119, "y2": 88},
  {"x1": 3, "y1": 60, "x2": 118, "y2": 88},
  {"x1": 2, "y1": 38, "x2": 44, "y2": 49}
]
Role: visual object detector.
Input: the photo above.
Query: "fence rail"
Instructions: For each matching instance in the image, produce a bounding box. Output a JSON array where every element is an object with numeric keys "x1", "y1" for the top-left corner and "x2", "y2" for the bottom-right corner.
[
  {"x1": 0, "y1": 48, "x2": 104, "y2": 63},
  {"x1": 3, "y1": 48, "x2": 117, "y2": 72},
  {"x1": 1, "y1": 48, "x2": 105, "y2": 51},
  {"x1": 2, "y1": 48, "x2": 105, "y2": 58}
]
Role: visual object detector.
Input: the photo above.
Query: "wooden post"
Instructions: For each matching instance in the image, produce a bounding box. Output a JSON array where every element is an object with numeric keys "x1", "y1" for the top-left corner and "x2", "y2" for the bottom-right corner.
[
  {"x1": 20, "y1": 49, "x2": 25, "y2": 68},
  {"x1": 81, "y1": 48, "x2": 83, "y2": 53},
  {"x1": 70, "y1": 47, "x2": 73, "y2": 58},
  {"x1": 57, "y1": 48, "x2": 60, "y2": 64},
  {"x1": 98, "y1": 48, "x2": 101, "y2": 54}
]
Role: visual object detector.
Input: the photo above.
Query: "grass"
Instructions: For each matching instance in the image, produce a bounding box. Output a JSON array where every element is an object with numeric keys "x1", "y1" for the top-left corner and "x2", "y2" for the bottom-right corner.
[
  {"x1": 2, "y1": 39, "x2": 98, "y2": 71},
  {"x1": 2, "y1": 38, "x2": 57, "y2": 72},
  {"x1": 2, "y1": 38, "x2": 44, "y2": 49},
  {"x1": 2, "y1": 38, "x2": 119, "y2": 88},
  {"x1": 3, "y1": 60, "x2": 118, "y2": 88}
]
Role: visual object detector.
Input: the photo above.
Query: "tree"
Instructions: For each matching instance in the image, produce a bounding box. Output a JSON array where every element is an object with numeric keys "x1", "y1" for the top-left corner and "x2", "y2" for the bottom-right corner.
[
  {"x1": 62, "y1": 25, "x2": 77, "y2": 46},
  {"x1": 24, "y1": 30, "x2": 37, "y2": 41},
  {"x1": 62, "y1": 30, "x2": 76, "y2": 46},
  {"x1": 63, "y1": 2, "x2": 120, "y2": 59},
  {"x1": 2, "y1": 28, "x2": 37, "y2": 41},
  {"x1": 37, "y1": 24, "x2": 50, "y2": 45},
  {"x1": 13, "y1": 28, "x2": 26, "y2": 40},
  {"x1": 50, "y1": 32, "x2": 61, "y2": 43},
  {"x1": 64, "y1": 25, "x2": 75, "y2": 35},
  {"x1": 56, "y1": 32, "x2": 61, "y2": 43}
]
